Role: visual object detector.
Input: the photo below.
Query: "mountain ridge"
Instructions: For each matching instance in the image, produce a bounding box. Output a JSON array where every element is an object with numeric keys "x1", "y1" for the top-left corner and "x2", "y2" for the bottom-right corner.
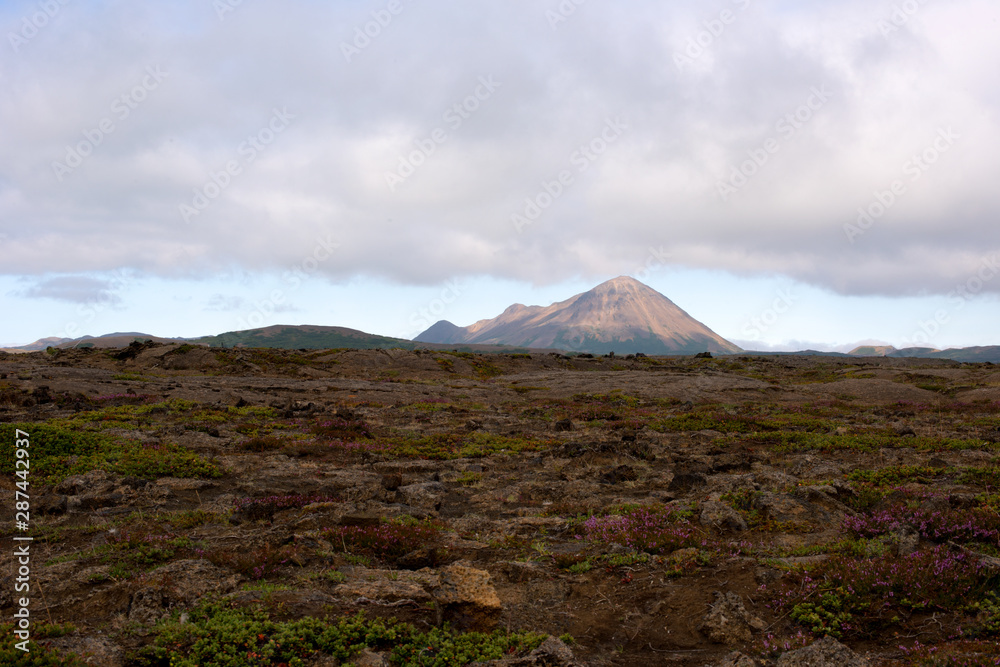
[{"x1": 416, "y1": 276, "x2": 742, "y2": 355}]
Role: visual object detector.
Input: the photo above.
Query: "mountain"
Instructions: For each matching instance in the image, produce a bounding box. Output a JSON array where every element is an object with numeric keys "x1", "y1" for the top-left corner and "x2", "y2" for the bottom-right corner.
[
  {"x1": 889, "y1": 346, "x2": 1000, "y2": 363},
  {"x1": 415, "y1": 276, "x2": 741, "y2": 355},
  {"x1": 849, "y1": 345, "x2": 898, "y2": 357},
  {"x1": 193, "y1": 324, "x2": 551, "y2": 353},
  {"x1": 194, "y1": 325, "x2": 413, "y2": 350}
]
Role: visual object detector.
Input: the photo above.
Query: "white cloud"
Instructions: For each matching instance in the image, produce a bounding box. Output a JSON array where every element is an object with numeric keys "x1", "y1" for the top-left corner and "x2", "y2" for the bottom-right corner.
[{"x1": 0, "y1": 0, "x2": 997, "y2": 299}]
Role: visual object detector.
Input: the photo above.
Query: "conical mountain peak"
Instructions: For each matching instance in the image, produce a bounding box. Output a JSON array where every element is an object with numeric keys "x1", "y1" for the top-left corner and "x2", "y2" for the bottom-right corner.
[{"x1": 415, "y1": 277, "x2": 740, "y2": 355}]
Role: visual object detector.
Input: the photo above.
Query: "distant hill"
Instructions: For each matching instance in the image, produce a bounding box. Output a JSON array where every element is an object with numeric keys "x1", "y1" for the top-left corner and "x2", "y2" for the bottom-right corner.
[
  {"x1": 194, "y1": 325, "x2": 416, "y2": 350},
  {"x1": 849, "y1": 345, "x2": 898, "y2": 357},
  {"x1": 194, "y1": 324, "x2": 552, "y2": 353},
  {"x1": 745, "y1": 346, "x2": 1000, "y2": 363},
  {"x1": 2, "y1": 332, "x2": 183, "y2": 352},
  {"x1": 889, "y1": 346, "x2": 1000, "y2": 363},
  {"x1": 416, "y1": 276, "x2": 741, "y2": 355}
]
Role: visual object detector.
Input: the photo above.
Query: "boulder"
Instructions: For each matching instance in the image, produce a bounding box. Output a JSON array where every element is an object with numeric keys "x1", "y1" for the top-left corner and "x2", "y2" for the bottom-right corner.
[
  {"x1": 472, "y1": 636, "x2": 581, "y2": 666},
  {"x1": 775, "y1": 636, "x2": 870, "y2": 667},
  {"x1": 699, "y1": 501, "x2": 748, "y2": 532},
  {"x1": 397, "y1": 481, "x2": 446, "y2": 511},
  {"x1": 698, "y1": 592, "x2": 766, "y2": 644},
  {"x1": 148, "y1": 559, "x2": 241, "y2": 604},
  {"x1": 708, "y1": 652, "x2": 759, "y2": 667},
  {"x1": 433, "y1": 564, "x2": 502, "y2": 632},
  {"x1": 128, "y1": 587, "x2": 166, "y2": 624}
]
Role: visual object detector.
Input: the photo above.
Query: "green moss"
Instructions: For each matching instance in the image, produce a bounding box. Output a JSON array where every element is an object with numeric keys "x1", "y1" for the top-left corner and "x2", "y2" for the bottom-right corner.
[
  {"x1": 133, "y1": 603, "x2": 545, "y2": 667},
  {"x1": 0, "y1": 422, "x2": 222, "y2": 484},
  {"x1": 0, "y1": 624, "x2": 88, "y2": 666}
]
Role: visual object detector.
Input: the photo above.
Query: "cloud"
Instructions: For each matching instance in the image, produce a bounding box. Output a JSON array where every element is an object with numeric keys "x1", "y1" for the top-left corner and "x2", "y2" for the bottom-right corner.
[
  {"x1": 1, "y1": 0, "x2": 998, "y2": 298},
  {"x1": 15, "y1": 276, "x2": 122, "y2": 306},
  {"x1": 204, "y1": 294, "x2": 247, "y2": 312}
]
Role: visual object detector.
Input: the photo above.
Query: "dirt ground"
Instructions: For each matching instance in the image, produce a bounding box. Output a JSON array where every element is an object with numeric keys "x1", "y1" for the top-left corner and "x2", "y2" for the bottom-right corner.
[{"x1": 3, "y1": 344, "x2": 1000, "y2": 665}]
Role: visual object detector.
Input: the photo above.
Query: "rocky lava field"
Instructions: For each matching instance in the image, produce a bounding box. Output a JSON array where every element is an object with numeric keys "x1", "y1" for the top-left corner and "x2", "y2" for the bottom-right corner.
[{"x1": 4, "y1": 343, "x2": 1000, "y2": 665}]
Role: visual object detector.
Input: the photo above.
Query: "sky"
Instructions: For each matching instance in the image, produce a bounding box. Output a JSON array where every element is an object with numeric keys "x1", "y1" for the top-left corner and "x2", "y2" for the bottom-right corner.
[{"x1": 1, "y1": 0, "x2": 998, "y2": 352}]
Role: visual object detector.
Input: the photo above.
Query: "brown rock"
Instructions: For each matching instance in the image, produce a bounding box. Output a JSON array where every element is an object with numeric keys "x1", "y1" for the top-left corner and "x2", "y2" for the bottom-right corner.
[
  {"x1": 397, "y1": 481, "x2": 446, "y2": 511},
  {"x1": 433, "y1": 564, "x2": 502, "y2": 632},
  {"x1": 128, "y1": 587, "x2": 166, "y2": 624},
  {"x1": 699, "y1": 501, "x2": 748, "y2": 532},
  {"x1": 333, "y1": 580, "x2": 433, "y2": 603},
  {"x1": 698, "y1": 592, "x2": 766, "y2": 644},
  {"x1": 472, "y1": 636, "x2": 582, "y2": 666},
  {"x1": 775, "y1": 636, "x2": 870, "y2": 667},
  {"x1": 710, "y1": 652, "x2": 760, "y2": 667}
]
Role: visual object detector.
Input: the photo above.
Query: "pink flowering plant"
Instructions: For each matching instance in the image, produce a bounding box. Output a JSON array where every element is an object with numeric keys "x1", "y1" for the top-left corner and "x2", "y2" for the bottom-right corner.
[
  {"x1": 577, "y1": 505, "x2": 702, "y2": 555},
  {"x1": 766, "y1": 545, "x2": 996, "y2": 638},
  {"x1": 322, "y1": 519, "x2": 442, "y2": 561}
]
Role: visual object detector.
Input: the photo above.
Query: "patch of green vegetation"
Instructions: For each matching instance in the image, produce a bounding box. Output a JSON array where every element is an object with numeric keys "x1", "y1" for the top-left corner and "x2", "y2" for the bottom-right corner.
[
  {"x1": 789, "y1": 590, "x2": 853, "y2": 638},
  {"x1": 112, "y1": 372, "x2": 153, "y2": 381},
  {"x1": 400, "y1": 402, "x2": 454, "y2": 413},
  {"x1": 732, "y1": 431, "x2": 992, "y2": 454},
  {"x1": 0, "y1": 422, "x2": 222, "y2": 484},
  {"x1": 384, "y1": 430, "x2": 555, "y2": 460},
  {"x1": 438, "y1": 351, "x2": 505, "y2": 379},
  {"x1": 0, "y1": 623, "x2": 88, "y2": 666},
  {"x1": 78, "y1": 529, "x2": 202, "y2": 580},
  {"x1": 64, "y1": 398, "x2": 199, "y2": 430},
  {"x1": 456, "y1": 471, "x2": 482, "y2": 487},
  {"x1": 720, "y1": 487, "x2": 773, "y2": 530},
  {"x1": 846, "y1": 465, "x2": 950, "y2": 487},
  {"x1": 967, "y1": 591, "x2": 1000, "y2": 637},
  {"x1": 160, "y1": 509, "x2": 221, "y2": 530},
  {"x1": 134, "y1": 602, "x2": 546, "y2": 667}
]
